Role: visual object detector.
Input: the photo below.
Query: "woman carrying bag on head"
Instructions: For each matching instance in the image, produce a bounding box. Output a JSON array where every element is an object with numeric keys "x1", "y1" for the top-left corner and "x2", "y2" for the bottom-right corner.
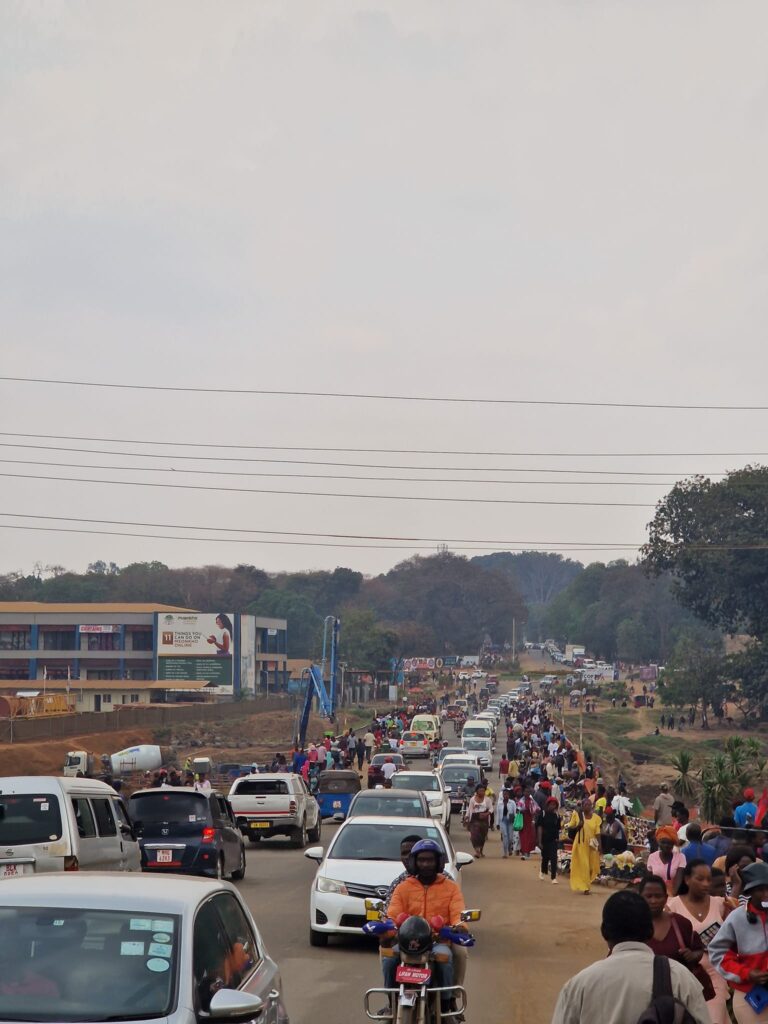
[{"x1": 566, "y1": 797, "x2": 601, "y2": 895}]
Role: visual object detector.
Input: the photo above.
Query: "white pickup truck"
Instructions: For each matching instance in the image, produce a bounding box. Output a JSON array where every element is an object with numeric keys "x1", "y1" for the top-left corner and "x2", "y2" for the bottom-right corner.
[{"x1": 228, "y1": 773, "x2": 321, "y2": 849}]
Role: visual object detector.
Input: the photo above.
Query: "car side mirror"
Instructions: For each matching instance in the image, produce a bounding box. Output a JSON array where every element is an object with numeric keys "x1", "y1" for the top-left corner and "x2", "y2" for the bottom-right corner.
[
  {"x1": 207, "y1": 988, "x2": 264, "y2": 1020},
  {"x1": 455, "y1": 852, "x2": 474, "y2": 869},
  {"x1": 304, "y1": 846, "x2": 324, "y2": 862},
  {"x1": 120, "y1": 822, "x2": 136, "y2": 840},
  {"x1": 333, "y1": 812, "x2": 346, "y2": 822}
]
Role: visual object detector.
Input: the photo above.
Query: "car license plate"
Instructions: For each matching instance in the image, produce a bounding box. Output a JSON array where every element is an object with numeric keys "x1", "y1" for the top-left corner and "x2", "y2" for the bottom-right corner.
[
  {"x1": 1, "y1": 863, "x2": 23, "y2": 878},
  {"x1": 250, "y1": 821, "x2": 270, "y2": 829},
  {"x1": 332, "y1": 801, "x2": 342, "y2": 809},
  {"x1": 396, "y1": 965, "x2": 431, "y2": 985},
  {"x1": 155, "y1": 849, "x2": 173, "y2": 864}
]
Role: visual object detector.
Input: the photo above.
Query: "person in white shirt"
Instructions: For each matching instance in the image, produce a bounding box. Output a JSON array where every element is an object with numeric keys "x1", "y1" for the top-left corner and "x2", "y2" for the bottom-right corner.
[
  {"x1": 381, "y1": 757, "x2": 398, "y2": 781},
  {"x1": 551, "y1": 890, "x2": 709, "y2": 1024},
  {"x1": 611, "y1": 788, "x2": 632, "y2": 818},
  {"x1": 193, "y1": 774, "x2": 212, "y2": 794}
]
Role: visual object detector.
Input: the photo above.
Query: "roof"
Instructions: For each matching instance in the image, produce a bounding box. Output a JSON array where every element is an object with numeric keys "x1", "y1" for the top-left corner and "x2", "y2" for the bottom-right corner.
[
  {"x1": 0, "y1": 679, "x2": 210, "y2": 692},
  {"x1": 0, "y1": 872, "x2": 228, "y2": 911},
  {"x1": 0, "y1": 603, "x2": 197, "y2": 614},
  {"x1": 0, "y1": 776, "x2": 122, "y2": 794}
]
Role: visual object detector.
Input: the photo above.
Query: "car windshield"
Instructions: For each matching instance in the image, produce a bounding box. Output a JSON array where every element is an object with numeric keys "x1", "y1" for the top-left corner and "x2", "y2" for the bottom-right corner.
[
  {"x1": 462, "y1": 739, "x2": 490, "y2": 751},
  {"x1": 463, "y1": 727, "x2": 490, "y2": 736},
  {"x1": 441, "y1": 769, "x2": 478, "y2": 786},
  {"x1": 392, "y1": 775, "x2": 439, "y2": 793},
  {"x1": 233, "y1": 779, "x2": 289, "y2": 795},
  {"x1": 402, "y1": 733, "x2": 425, "y2": 742},
  {"x1": 129, "y1": 791, "x2": 208, "y2": 824},
  {"x1": 0, "y1": 906, "x2": 178, "y2": 1021},
  {"x1": 330, "y1": 822, "x2": 444, "y2": 860},
  {"x1": 350, "y1": 796, "x2": 425, "y2": 816},
  {"x1": 371, "y1": 755, "x2": 402, "y2": 766},
  {"x1": 0, "y1": 794, "x2": 63, "y2": 846}
]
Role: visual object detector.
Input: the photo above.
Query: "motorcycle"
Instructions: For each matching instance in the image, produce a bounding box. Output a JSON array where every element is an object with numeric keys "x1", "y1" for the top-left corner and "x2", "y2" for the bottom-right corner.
[{"x1": 362, "y1": 901, "x2": 481, "y2": 1024}]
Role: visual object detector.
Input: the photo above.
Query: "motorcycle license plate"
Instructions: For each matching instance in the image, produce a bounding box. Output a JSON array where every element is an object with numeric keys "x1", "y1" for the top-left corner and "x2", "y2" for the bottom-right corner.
[
  {"x1": 1, "y1": 863, "x2": 23, "y2": 878},
  {"x1": 332, "y1": 801, "x2": 342, "y2": 808},
  {"x1": 155, "y1": 850, "x2": 173, "y2": 864},
  {"x1": 396, "y1": 965, "x2": 432, "y2": 985},
  {"x1": 250, "y1": 821, "x2": 270, "y2": 829}
]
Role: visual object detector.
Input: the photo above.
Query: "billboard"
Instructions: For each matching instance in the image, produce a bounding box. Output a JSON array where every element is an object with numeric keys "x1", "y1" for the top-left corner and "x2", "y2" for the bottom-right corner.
[{"x1": 156, "y1": 612, "x2": 235, "y2": 689}]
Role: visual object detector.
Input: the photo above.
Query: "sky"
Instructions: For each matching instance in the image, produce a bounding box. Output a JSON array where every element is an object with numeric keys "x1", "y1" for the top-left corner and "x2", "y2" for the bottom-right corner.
[{"x1": 1, "y1": 1, "x2": 768, "y2": 579}]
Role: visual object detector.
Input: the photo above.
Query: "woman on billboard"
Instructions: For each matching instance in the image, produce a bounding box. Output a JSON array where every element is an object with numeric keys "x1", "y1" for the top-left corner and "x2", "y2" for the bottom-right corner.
[{"x1": 207, "y1": 613, "x2": 234, "y2": 656}]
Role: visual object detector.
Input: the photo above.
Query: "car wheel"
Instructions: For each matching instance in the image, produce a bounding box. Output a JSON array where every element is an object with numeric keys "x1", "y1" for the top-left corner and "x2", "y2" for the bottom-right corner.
[
  {"x1": 308, "y1": 815, "x2": 321, "y2": 843},
  {"x1": 248, "y1": 834, "x2": 261, "y2": 844},
  {"x1": 215, "y1": 855, "x2": 225, "y2": 880},
  {"x1": 445, "y1": 814, "x2": 451, "y2": 834},
  {"x1": 309, "y1": 928, "x2": 328, "y2": 947},
  {"x1": 293, "y1": 819, "x2": 308, "y2": 849},
  {"x1": 231, "y1": 845, "x2": 246, "y2": 881}
]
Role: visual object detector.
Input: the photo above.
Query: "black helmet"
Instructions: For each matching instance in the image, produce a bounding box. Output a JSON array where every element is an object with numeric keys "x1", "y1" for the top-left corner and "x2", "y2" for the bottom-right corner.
[
  {"x1": 398, "y1": 915, "x2": 433, "y2": 955},
  {"x1": 407, "y1": 838, "x2": 446, "y2": 875}
]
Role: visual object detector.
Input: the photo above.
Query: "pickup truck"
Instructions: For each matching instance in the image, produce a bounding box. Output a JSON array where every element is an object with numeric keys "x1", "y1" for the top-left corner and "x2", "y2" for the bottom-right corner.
[{"x1": 228, "y1": 773, "x2": 321, "y2": 849}]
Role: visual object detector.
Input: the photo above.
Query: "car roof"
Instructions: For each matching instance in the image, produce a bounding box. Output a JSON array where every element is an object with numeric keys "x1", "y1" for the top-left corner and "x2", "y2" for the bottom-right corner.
[
  {"x1": 394, "y1": 770, "x2": 438, "y2": 777},
  {"x1": 129, "y1": 787, "x2": 226, "y2": 798},
  {"x1": 353, "y1": 788, "x2": 425, "y2": 799},
  {"x1": 340, "y1": 815, "x2": 444, "y2": 828},
  {"x1": 0, "y1": 776, "x2": 119, "y2": 795},
  {"x1": 0, "y1": 873, "x2": 233, "y2": 911}
]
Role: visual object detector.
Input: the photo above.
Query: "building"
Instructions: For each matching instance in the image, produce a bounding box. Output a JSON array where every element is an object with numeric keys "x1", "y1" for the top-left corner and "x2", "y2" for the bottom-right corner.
[{"x1": 0, "y1": 603, "x2": 287, "y2": 698}]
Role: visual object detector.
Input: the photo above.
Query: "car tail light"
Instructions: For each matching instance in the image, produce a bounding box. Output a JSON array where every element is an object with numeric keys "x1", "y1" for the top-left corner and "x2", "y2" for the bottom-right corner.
[
  {"x1": 64, "y1": 855, "x2": 79, "y2": 871},
  {"x1": 201, "y1": 827, "x2": 216, "y2": 844},
  {"x1": 289, "y1": 800, "x2": 297, "y2": 814}
]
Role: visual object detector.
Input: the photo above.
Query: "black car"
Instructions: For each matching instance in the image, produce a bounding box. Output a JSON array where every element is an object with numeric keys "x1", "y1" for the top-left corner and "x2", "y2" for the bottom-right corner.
[{"x1": 128, "y1": 788, "x2": 246, "y2": 881}]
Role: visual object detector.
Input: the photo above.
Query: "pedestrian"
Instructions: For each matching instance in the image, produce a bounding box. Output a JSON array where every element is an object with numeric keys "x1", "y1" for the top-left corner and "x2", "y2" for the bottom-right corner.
[
  {"x1": 660, "y1": 713, "x2": 666, "y2": 729},
  {"x1": 734, "y1": 788, "x2": 759, "y2": 829},
  {"x1": 668, "y1": 860, "x2": 730, "y2": 1023},
  {"x1": 363, "y1": 729, "x2": 376, "y2": 763},
  {"x1": 498, "y1": 753, "x2": 510, "y2": 778},
  {"x1": 709, "y1": 861, "x2": 768, "y2": 1022},
  {"x1": 496, "y1": 787, "x2": 515, "y2": 859},
  {"x1": 516, "y1": 787, "x2": 538, "y2": 861},
  {"x1": 355, "y1": 736, "x2": 365, "y2": 770},
  {"x1": 640, "y1": 875, "x2": 715, "y2": 1003},
  {"x1": 537, "y1": 796, "x2": 561, "y2": 883},
  {"x1": 464, "y1": 783, "x2": 493, "y2": 858},
  {"x1": 647, "y1": 825, "x2": 686, "y2": 895},
  {"x1": 566, "y1": 797, "x2": 601, "y2": 895},
  {"x1": 653, "y1": 782, "x2": 675, "y2": 827},
  {"x1": 550, "y1": 890, "x2": 710, "y2": 1024}
]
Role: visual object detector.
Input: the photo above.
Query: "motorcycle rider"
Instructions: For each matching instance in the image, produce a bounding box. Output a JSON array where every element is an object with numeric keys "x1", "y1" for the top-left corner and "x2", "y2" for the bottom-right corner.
[{"x1": 381, "y1": 840, "x2": 466, "y2": 1012}]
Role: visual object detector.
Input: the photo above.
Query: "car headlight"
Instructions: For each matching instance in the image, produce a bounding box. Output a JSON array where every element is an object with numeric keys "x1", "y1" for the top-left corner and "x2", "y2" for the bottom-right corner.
[{"x1": 316, "y1": 876, "x2": 349, "y2": 895}]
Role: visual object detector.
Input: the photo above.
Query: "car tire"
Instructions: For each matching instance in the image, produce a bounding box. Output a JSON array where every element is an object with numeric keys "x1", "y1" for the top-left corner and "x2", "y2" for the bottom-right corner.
[
  {"x1": 215, "y1": 855, "x2": 225, "y2": 880},
  {"x1": 231, "y1": 845, "x2": 246, "y2": 881},
  {"x1": 292, "y1": 819, "x2": 308, "y2": 849},
  {"x1": 309, "y1": 928, "x2": 329, "y2": 947},
  {"x1": 308, "y1": 816, "x2": 321, "y2": 843},
  {"x1": 445, "y1": 814, "x2": 451, "y2": 834},
  {"x1": 248, "y1": 834, "x2": 261, "y2": 844}
]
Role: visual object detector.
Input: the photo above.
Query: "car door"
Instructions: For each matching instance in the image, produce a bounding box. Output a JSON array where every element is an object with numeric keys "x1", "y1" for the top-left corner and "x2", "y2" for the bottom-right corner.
[
  {"x1": 89, "y1": 795, "x2": 123, "y2": 870},
  {"x1": 70, "y1": 795, "x2": 102, "y2": 869},
  {"x1": 112, "y1": 796, "x2": 141, "y2": 871},
  {"x1": 296, "y1": 777, "x2": 317, "y2": 829},
  {"x1": 212, "y1": 795, "x2": 238, "y2": 875}
]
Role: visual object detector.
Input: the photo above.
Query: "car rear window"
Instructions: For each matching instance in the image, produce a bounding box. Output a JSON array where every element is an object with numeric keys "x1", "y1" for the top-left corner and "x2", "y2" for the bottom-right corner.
[
  {"x1": 0, "y1": 794, "x2": 63, "y2": 846},
  {"x1": 232, "y1": 779, "x2": 289, "y2": 796},
  {"x1": 462, "y1": 738, "x2": 490, "y2": 751},
  {"x1": 402, "y1": 733, "x2": 425, "y2": 741},
  {"x1": 352, "y1": 796, "x2": 425, "y2": 816},
  {"x1": 393, "y1": 775, "x2": 440, "y2": 792},
  {"x1": 128, "y1": 792, "x2": 208, "y2": 824}
]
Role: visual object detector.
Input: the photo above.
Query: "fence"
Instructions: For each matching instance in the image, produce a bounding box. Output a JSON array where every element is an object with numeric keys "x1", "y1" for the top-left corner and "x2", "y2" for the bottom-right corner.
[{"x1": 0, "y1": 697, "x2": 292, "y2": 744}]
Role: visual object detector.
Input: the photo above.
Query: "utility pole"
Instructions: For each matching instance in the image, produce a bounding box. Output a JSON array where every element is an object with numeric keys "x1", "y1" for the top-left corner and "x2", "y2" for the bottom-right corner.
[{"x1": 512, "y1": 618, "x2": 516, "y2": 662}]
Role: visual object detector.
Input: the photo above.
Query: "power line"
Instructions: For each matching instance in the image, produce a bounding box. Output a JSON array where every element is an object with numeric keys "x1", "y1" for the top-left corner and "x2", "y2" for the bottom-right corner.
[
  {"x1": 0, "y1": 470, "x2": 655, "y2": 507},
  {"x1": 1, "y1": 375, "x2": 767, "y2": 411},
  {"x1": 0, "y1": 457, "x2": 689, "y2": 486},
  {"x1": 0, "y1": 511, "x2": 641, "y2": 548},
  {"x1": 0, "y1": 441, "x2": 733, "y2": 477},
  {"x1": 0, "y1": 509, "x2": 638, "y2": 548},
  {"x1": 0, "y1": 432, "x2": 763, "y2": 459}
]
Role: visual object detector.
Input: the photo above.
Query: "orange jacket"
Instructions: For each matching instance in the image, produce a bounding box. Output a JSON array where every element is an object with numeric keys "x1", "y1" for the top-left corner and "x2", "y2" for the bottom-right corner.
[{"x1": 387, "y1": 874, "x2": 465, "y2": 926}]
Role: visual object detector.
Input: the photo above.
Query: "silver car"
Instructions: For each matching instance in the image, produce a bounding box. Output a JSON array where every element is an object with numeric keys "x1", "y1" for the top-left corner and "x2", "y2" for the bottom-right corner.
[{"x1": 0, "y1": 873, "x2": 289, "y2": 1024}]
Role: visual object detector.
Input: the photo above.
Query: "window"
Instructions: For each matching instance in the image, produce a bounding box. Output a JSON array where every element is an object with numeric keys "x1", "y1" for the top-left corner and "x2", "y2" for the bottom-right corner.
[
  {"x1": 213, "y1": 893, "x2": 259, "y2": 974},
  {"x1": 71, "y1": 798, "x2": 97, "y2": 839},
  {"x1": 102, "y1": 693, "x2": 112, "y2": 704},
  {"x1": 130, "y1": 630, "x2": 153, "y2": 651},
  {"x1": 42, "y1": 630, "x2": 76, "y2": 650},
  {"x1": 91, "y1": 798, "x2": 117, "y2": 837},
  {"x1": 130, "y1": 694, "x2": 140, "y2": 703},
  {"x1": 86, "y1": 670, "x2": 120, "y2": 680},
  {"x1": 0, "y1": 629, "x2": 30, "y2": 650},
  {"x1": 193, "y1": 899, "x2": 230, "y2": 1012},
  {"x1": 232, "y1": 779, "x2": 288, "y2": 796},
  {"x1": 0, "y1": 793, "x2": 62, "y2": 845},
  {"x1": 87, "y1": 634, "x2": 121, "y2": 651}
]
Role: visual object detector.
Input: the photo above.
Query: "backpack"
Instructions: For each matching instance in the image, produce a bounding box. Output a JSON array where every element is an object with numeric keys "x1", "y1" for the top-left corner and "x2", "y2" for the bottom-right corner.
[{"x1": 635, "y1": 956, "x2": 698, "y2": 1024}]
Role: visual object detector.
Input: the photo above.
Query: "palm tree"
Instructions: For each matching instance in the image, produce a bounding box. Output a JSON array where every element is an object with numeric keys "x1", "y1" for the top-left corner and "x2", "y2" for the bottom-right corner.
[
  {"x1": 724, "y1": 737, "x2": 750, "y2": 789},
  {"x1": 700, "y1": 754, "x2": 732, "y2": 823},
  {"x1": 671, "y1": 750, "x2": 696, "y2": 801}
]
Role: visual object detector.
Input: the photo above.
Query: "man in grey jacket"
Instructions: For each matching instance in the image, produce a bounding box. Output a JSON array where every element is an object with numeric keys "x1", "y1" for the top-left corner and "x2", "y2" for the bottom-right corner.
[{"x1": 551, "y1": 890, "x2": 710, "y2": 1024}]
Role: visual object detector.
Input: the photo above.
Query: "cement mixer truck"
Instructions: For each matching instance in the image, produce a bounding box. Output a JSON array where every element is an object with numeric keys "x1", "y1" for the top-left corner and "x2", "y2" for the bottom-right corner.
[{"x1": 63, "y1": 744, "x2": 171, "y2": 778}]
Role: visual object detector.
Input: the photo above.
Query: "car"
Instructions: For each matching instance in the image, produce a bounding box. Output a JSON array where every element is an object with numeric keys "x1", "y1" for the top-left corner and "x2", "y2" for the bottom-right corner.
[
  {"x1": 439, "y1": 765, "x2": 483, "y2": 812},
  {"x1": 461, "y1": 721, "x2": 494, "y2": 746},
  {"x1": 0, "y1": 873, "x2": 289, "y2": 1024},
  {"x1": 409, "y1": 714, "x2": 442, "y2": 742},
  {"x1": 461, "y1": 736, "x2": 493, "y2": 771},
  {"x1": 435, "y1": 745, "x2": 467, "y2": 767},
  {"x1": 439, "y1": 753, "x2": 480, "y2": 772},
  {"x1": 445, "y1": 704, "x2": 462, "y2": 719},
  {"x1": 128, "y1": 788, "x2": 246, "y2": 881},
  {"x1": 228, "y1": 773, "x2": 321, "y2": 848},
  {"x1": 389, "y1": 771, "x2": 451, "y2": 830},
  {"x1": 367, "y1": 753, "x2": 405, "y2": 785},
  {"x1": 304, "y1": 816, "x2": 473, "y2": 945},
  {"x1": 399, "y1": 731, "x2": 430, "y2": 759},
  {"x1": 345, "y1": 788, "x2": 431, "y2": 820}
]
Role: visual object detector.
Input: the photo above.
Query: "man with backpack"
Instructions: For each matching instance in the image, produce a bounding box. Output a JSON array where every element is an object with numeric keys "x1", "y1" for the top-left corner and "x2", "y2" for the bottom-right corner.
[{"x1": 550, "y1": 890, "x2": 710, "y2": 1023}]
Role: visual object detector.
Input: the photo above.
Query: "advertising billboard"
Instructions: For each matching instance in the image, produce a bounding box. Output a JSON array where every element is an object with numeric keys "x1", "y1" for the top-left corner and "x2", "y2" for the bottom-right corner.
[{"x1": 156, "y1": 612, "x2": 235, "y2": 689}]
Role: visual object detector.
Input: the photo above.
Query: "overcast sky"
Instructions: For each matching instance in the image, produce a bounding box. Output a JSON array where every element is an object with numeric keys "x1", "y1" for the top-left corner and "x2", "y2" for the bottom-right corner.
[{"x1": 1, "y1": 1, "x2": 767, "y2": 579}]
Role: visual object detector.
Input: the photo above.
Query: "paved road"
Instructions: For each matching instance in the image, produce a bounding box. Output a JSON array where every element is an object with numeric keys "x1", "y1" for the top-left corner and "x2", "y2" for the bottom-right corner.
[{"x1": 237, "y1": 813, "x2": 607, "y2": 1024}]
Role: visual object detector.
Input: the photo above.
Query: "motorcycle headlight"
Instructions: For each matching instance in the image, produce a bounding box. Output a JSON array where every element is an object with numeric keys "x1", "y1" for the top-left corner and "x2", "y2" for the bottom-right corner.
[{"x1": 316, "y1": 876, "x2": 349, "y2": 895}]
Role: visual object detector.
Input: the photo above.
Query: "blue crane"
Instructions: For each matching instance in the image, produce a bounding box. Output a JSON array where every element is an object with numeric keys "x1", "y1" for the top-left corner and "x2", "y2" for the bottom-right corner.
[{"x1": 296, "y1": 616, "x2": 340, "y2": 747}]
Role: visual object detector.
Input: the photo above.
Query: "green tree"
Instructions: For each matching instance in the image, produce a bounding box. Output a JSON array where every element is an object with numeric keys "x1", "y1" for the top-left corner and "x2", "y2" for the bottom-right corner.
[
  {"x1": 250, "y1": 590, "x2": 322, "y2": 658},
  {"x1": 341, "y1": 609, "x2": 398, "y2": 672},
  {"x1": 658, "y1": 639, "x2": 729, "y2": 728}
]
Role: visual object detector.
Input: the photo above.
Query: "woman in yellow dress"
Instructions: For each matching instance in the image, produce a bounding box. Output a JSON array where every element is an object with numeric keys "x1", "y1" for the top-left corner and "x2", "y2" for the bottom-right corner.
[{"x1": 567, "y1": 797, "x2": 602, "y2": 894}]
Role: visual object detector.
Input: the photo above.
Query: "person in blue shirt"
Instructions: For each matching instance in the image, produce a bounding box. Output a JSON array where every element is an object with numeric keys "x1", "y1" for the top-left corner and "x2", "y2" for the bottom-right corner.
[
  {"x1": 733, "y1": 787, "x2": 758, "y2": 828},
  {"x1": 681, "y1": 823, "x2": 717, "y2": 866}
]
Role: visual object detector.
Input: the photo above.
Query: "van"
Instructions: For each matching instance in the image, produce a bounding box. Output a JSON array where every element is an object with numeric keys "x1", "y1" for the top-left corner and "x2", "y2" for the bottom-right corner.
[
  {"x1": 460, "y1": 736, "x2": 493, "y2": 771},
  {"x1": 410, "y1": 714, "x2": 441, "y2": 742},
  {"x1": 461, "y1": 720, "x2": 493, "y2": 744},
  {"x1": 0, "y1": 776, "x2": 141, "y2": 878}
]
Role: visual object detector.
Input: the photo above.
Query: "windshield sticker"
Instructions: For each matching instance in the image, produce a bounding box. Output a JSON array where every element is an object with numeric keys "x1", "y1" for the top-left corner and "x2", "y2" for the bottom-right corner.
[
  {"x1": 149, "y1": 942, "x2": 172, "y2": 957},
  {"x1": 188, "y1": 815, "x2": 197, "y2": 822},
  {"x1": 121, "y1": 942, "x2": 145, "y2": 956},
  {"x1": 147, "y1": 958, "x2": 170, "y2": 973},
  {"x1": 153, "y1": 932, "x2": 171, "y2": 942},
  {"x1": 130, "y1": 918, "x2": 154, "y2": 931},
  {"x1": 152, "y1": 919, "x2": 174, "y2": 932},
  {"x1": 40, "y1": 802, "x2": 49, "y2": 811}
]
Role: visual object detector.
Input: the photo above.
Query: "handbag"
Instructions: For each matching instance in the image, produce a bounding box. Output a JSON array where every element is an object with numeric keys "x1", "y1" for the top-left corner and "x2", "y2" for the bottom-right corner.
[
  {"x1": 669, "y1": 917, "x2": 716, "y2": 1001},
  {"x1": 512, "y1": 811, "x2": 524, "y2": 831},
  {"x1": 567, "y1": 810, "x2": 584, "y2": 841}
]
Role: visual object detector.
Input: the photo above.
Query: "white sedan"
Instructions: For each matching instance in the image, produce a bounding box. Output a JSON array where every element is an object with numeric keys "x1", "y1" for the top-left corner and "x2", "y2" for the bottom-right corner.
[
  {"x1": 305, "y1": 816, "x2": 473, "y2": 946},
  {"x1": 389, "y1": 770, "x2": 452, "y2": 830}
]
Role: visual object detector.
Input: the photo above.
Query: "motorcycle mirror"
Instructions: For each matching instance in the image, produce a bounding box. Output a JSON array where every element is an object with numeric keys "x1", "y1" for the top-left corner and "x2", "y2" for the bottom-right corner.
[{"x1": 461, "y1": 909, "x2": 482, "y2": 922}]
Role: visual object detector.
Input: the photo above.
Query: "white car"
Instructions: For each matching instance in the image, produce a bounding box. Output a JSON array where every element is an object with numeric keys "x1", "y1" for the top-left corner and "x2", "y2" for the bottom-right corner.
[
  {"x1": 390, "y1": 771, "x2": 451, "y2": 831},
  {"x1": 305, "y1": 816, "x2": 473, "y2": 946},
  {"x1": 439, "y1": 754, "x2": 480, "y2": 773}
]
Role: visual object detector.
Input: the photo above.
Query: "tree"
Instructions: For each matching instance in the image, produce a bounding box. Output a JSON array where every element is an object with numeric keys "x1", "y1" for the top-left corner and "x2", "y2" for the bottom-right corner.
[
  {"x1": 250, "y1": 590, "x2": 322, "y2": 658},
  {"x1": 471, "y1": 551, "x2": 583, "y2": 607},
  {"x1": 658, "y1": 638, "x2": 730, "y2": 728},
  {"x1": 341, "y1": 609, "x2": 398, "y2": 672}
]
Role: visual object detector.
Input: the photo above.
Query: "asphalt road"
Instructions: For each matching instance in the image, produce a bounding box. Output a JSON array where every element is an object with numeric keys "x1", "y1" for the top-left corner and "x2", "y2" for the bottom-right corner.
[{"x1": 237, "y1": 811, "x2": 607, "y2": 1024}]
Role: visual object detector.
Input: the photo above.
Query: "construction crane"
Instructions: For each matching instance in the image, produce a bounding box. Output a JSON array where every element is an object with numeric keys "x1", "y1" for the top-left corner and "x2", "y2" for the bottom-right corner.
[{"x1": 296, "y1": 616, "x2": 340, "y2": 747}]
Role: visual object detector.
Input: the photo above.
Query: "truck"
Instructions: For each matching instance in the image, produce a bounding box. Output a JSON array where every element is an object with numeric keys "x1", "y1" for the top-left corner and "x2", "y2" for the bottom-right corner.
[
  {"x1": 564, "y1": 644, "x2": 586, "y2": 663},
  {"x1": 0, "y1": 694, "x2": 74, "y2": 718},
  {"x1": 228, "y1": 772, "x2": 321, "y2": 848},
  {"x1": 63, "y1": 744, "x2": 171, "y2": 778}
]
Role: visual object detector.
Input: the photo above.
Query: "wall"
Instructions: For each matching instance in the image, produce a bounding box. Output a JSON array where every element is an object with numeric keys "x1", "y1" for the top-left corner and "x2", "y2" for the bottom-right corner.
[{"x1": 0, "y1": 697, "x2": 291, "y2": 744}]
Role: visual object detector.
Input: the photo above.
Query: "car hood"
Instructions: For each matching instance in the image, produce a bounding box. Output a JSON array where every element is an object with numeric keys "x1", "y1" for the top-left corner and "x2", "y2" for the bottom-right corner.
[{"x1": 319, "y1": 859, "x2": 406, "y2": 885}]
